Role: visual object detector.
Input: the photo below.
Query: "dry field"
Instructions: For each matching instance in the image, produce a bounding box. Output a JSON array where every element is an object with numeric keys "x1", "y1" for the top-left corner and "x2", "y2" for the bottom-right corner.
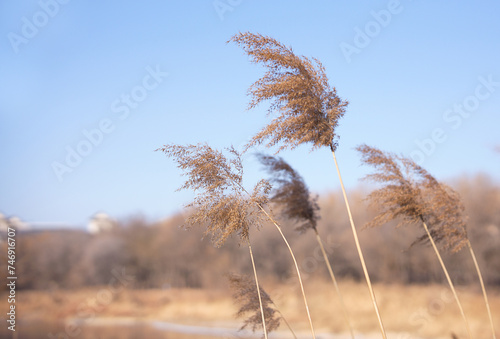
[{"x1": 4, "y1": 280, "x2": 499, "y2": 338}]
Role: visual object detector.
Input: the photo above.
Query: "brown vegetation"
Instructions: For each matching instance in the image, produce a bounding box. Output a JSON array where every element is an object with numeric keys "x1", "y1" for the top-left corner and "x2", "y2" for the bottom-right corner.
[
  {"x1": 2, "y1": 175, "x2": 499, "y2": 292},
  {"x1": 2, "y1": 281, "x2": 499, "y2": 338},
  {"x1": 259, "y1": 153, "x2": 355, "y2": 338},
  {"x1": 229, "y1": 32, "x2": 348, "y2": 152},
  {"x1": 1, "y1": 175, "x2": 499, "y2": 337},
  {"x1": 230, "y1": 31, "x2": 386, "y2": 337},
  {"x1": 357, "y1": 144, "x2": 497, "y2": 338},
  {"x1": 228, "y1": 273, "x2": 281, "y2": 333}
]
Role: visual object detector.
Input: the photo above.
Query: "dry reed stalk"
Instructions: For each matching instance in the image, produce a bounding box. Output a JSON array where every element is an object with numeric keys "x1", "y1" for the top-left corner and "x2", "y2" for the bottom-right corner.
[
  {"x1": 158, "y1": 143, "x2": 271, "y2": 338},
  {"x1": 255, "y1": 205, "x2": 316, "y2": 338},
  {"x1": 432, "y1": 178, "x2": 496, "y2": 338},
  {"x1": 247, "y1": 240, "x2": 268, "y2": 337},
  {"x1": 466, "y1": 241, "x2": 497, "y2": 339},
  {"x1": 331, "y1": 149, "x2": 386, "y2": 338},
  {"x1": 357, "y1": 144, "x2": 473, "y2": 338},
  {"x1": 421, "y1": 220, "x2": 472, "y2": 339},
  {"x1": 159, "y1": 143, "x2": 313, "y2": 338},
  {"x1": 429, "y1": 175, "x2": 496, "y2": 338},
  {"x1": 258, "y1": 154, "x2": 355, "y2": 338},
  {"x1": 428, "y1": 174, "x2": 497, "y2": 338},
  {"x1": 230, "y1": 31, "x2": 386, "y2": 338}
]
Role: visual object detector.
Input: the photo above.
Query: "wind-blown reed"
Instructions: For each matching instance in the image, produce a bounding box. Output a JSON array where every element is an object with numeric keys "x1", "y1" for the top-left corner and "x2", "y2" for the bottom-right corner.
[
  {"x1": 228, "y1": 273, "x2": 296, "y2": 337},
  {"x1": 158, "y1": 143, "x2": 314, "y2": 338},
  {"x1": 158, "y1": 143, "x2": 271, "y2": 337},
  {"x1": 230, "y1": 32, "x2": 347, "y2": 152},
  {"x1": 230, "y1": 31, "x2": 386, "y2": 338},
  {"x1": 258, "y1": 154, "x2": 355, "y2": 338},
  {"x1": 357, "y1": 144, "x2": 476, "y2": 338}
]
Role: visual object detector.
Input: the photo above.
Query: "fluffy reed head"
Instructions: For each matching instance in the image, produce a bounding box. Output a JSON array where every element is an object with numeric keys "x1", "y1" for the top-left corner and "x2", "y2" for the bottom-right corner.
[
  {"x1": 157, "y1": 143, "x2": 271, "y2": 247},
  {"x1": 229, "y1": 32, "x2": 348, "y2": 152},
  {"x1": 357, "y1": 144, "x2": 467, "y2": 252},
  {"x1": 228, "y1": 273, "x2": 281, "y2": 334},
  {"x1": 258, "y1": 154, "x2": 320, "y2": 233}
]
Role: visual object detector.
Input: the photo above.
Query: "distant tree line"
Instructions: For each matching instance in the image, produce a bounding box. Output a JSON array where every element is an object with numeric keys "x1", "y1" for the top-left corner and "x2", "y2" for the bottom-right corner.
[{"x1": 1, "y1": 174, "x2": 499, "y2": 290}]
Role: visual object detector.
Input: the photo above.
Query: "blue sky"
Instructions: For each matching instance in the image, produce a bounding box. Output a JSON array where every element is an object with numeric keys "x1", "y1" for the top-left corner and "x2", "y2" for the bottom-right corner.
[{"x1": 1, "y1": 1, "x2": 499, "y2": 228}]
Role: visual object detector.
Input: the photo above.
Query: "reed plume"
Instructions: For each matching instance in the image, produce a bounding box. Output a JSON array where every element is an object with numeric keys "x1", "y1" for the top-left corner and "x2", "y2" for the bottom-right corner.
[
  {"x1": 230, "y1": 32, "x2": 347, "y2": 152},
  {"x1": 357, "y1": 144, "x2": 474, "y2": 338},
  {"x1": 257, "y1": 154, "x2": 320, "y2": 233},
  {"x1": 419, "y1": 163, "x2": 496, "y2": 338},
  {"x1": 158, "y1": 143, "x2": 315, "y2": 338},
  {"x1": 258, "y1": 154, "x2": 355, "y2": 338},
  {"x1": 158, "y1": 143, "x2": 271, "y2": 337},
  {"x1": 417, "y1": 159, "x2": 496, "y2": 339},
  {"x1": 230, "y1": 31, "x2": 386, "y2": 338},
  {"x1": 228, "y1": 273, "x2": 297, "y2": 338}
]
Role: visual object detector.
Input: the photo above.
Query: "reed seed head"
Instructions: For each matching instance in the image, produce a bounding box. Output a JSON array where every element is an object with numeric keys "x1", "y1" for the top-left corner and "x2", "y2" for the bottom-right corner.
[
  {"x1": 157, "y1": 143, "x2": 271, "y2": 247},
  {"x1": 357, "y1": 144, "x2": 467, "y2": 252},
  {"x1": 228, "y1": 273, "x2": 281, "y2": 334},
  {"x1": 258, "y1": 154, "x2": 320, "y2": 233},
  {"x1": 229, "y1": 32, "x2": 348, "y2": 152}
]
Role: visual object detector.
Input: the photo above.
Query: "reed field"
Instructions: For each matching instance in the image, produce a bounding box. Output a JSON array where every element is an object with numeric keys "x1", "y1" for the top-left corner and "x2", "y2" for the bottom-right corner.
[
  {"x1": 155, "y1": 32, "x2": 499, "y2": 338},
  {"x1": 3, "y1": 32, "x2": 499, "y2": 338}
]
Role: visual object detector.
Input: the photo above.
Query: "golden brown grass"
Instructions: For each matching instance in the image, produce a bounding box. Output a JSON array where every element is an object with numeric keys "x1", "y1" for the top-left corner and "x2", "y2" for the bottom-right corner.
[
  {"x1": 231, "y1": 31, "x2": 386, "y2": 338},
  {"x1": 258, "y1": 153, "x2": 354, "y2": 338},
  {"x1": 229, "y1": 32, "x2": 348, "y2": 152},
  {"x1": 7, "y1": 282, "x2": 500, "y2": 338},
  {"x1": 357, "y1": 144, "x2": 467, "y2": 252},
  {"x1": 157, "y1": 143, "x2": 271, "y2": 247},
  {"x1": 228, "y1": 273, "x2": 297, "y2": 337},
  {"x1": 257, "y1": 153, "x2": 320, "y2": 233},
  {"x1": 157, "y1": 143, "x2": 272, "y2": 337},
  {"x1": 357, "y1": 144, "x2": 497, "y2": 338},
  {"x1": 228, "y1": 273, "x2": 281, "y2": 333},
  {"x1": 158, "y1": 143, "x2": 315, "y2": 337}
]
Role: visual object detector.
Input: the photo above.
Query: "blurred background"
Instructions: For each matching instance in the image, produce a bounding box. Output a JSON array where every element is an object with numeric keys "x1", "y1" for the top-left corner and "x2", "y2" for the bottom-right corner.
[{"x1": 1, "y1": 1, "x2": 499, "y2": 338}]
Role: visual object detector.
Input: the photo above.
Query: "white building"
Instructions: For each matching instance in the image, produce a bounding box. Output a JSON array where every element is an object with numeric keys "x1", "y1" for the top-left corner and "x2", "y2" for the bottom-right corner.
[
  {"x1": 0, "y1": 213, "x2": 8, "y2": 233},
  {"x1": 0, "y1": 213, "x2": 28, "y2": 232},
  {"x1": 87, "y1": 212, "x2": 116, "y2": 234}
]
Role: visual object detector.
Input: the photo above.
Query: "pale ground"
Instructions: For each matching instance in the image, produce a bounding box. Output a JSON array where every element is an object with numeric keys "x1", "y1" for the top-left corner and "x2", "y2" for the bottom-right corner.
[{"x1": 5, "y1": 280, "x2": 500, "y2": 338}]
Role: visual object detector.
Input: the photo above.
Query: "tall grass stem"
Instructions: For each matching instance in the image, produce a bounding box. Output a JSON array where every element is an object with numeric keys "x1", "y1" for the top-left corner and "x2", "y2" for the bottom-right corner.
[
  {"x1": 247, "y1": 239, "x2": 268, "y2": 339},
  {"x1": 467, "y1": 240, "x2": 496, "y2": 338},
  {"x1": 421, "y1": 221, "x2": 472, "y2": 339},
  {"x1": 314, "y1": 229, "x2": 355, "y2": 339},
  {"x1": 331, "y1": 149, "x2": 387, "y2": 339},
  {"x1": 257, "y1": 205, "x2": 316, "y2": 339}
]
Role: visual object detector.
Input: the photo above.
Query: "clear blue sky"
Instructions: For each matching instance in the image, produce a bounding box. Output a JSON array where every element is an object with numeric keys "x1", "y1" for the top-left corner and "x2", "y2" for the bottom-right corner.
[{"x1": 1, "y1": 1, "x2": 499, "y2": 228}]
